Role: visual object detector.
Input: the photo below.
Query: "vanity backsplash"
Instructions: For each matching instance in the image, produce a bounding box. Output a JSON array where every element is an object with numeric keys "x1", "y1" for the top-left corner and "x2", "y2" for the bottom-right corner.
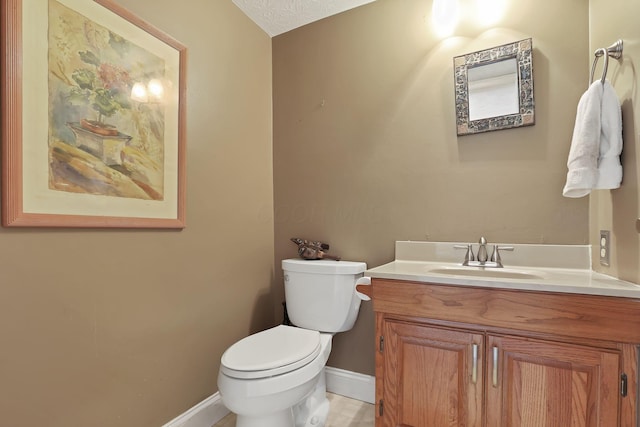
[{"x1": 394, "y1": 240, "x2": 591, "y2": 269}]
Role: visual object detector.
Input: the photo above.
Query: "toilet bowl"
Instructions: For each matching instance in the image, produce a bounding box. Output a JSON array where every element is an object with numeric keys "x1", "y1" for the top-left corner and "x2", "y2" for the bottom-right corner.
[
  {"x1": 217, "y1": 259, "x2": 369, "y2": 427},
  {"x1": 218, "y1": 325, "x2": 332, "y2": 427}
]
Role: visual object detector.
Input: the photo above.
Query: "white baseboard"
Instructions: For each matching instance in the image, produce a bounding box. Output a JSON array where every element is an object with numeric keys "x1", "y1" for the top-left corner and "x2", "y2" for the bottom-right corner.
[
  {"x1": 161, "y1": 392, "x2": 229, "y2": 427},
  {"x1": 162, "y1": 367, "x2": 375, "y2": 426},
  {"x1": 325, "y1": 366, "x2": 375, "y2": 404}
]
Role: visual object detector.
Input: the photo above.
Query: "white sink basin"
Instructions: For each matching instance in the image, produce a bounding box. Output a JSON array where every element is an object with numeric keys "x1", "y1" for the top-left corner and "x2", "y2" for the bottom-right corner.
[
  {"x1": 365, "y1": 241, "x2": 640, "y2": 298},
  {"x1": 425, "y1": 266, "x2": 544, "y2": 280}
]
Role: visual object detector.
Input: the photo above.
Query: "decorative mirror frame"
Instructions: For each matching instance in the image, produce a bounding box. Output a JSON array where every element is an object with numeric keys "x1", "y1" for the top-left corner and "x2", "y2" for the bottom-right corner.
[{"x1": 454, "y1": 38, "x2": 535, "y2": 136}]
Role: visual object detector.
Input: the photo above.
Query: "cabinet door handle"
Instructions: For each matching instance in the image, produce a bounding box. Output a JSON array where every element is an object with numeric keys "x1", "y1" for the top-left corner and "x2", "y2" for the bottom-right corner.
[
  {"x1": 492, "y1": 346, "x2": 499, "y2": 387},
  {"x1": 471, "y1": 343, "x2": 478, "y2": 384}
]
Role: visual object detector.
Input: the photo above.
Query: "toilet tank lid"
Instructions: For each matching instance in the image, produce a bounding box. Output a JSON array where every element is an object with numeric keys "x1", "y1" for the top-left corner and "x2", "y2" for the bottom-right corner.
[{"x1": 282, "y1": 259, "x2": 367, "y2": 274}]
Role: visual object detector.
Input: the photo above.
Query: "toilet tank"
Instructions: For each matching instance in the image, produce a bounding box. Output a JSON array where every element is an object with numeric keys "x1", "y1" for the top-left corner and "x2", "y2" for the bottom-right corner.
[{"x1": 282, "y1": 259, "x2": 367, "y2": 333}]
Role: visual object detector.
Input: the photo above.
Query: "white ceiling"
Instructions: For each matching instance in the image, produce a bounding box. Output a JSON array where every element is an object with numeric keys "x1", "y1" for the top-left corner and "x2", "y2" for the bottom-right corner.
[{"x1": 232, "y1": 0, "x2": 377, "y2": 37}]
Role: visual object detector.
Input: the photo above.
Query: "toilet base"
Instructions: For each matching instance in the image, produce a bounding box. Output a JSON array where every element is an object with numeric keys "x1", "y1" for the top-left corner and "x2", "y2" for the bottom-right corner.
[
  {"x1": 236, "y1": 410, "x2": 294, "y2": 427},
  {"x1": 294, "y1": 370, "x2": 330, "y2": 427},
  {"x1": 233, "y1": 369, "x2": 330, "y2": 427}
]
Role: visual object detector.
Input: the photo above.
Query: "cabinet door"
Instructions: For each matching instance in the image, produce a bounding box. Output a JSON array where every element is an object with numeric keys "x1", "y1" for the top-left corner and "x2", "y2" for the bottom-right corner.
[
  {"x1": 380, "y1": 320, "x2": 483, "y2": 427},
  {"x1": 486, "y1": 335, "x2": 621, "y2": 427}
]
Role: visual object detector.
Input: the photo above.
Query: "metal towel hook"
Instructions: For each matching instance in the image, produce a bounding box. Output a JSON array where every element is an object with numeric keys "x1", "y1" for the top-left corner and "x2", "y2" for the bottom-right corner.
[{"x1": 589, "y1": 39, "x2": 624, "y2": 84}]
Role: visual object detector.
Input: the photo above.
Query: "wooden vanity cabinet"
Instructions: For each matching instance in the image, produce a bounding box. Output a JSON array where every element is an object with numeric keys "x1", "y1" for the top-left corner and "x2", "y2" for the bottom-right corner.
[
  {"x1": 486, "y1": 335, "x2": 619, "y2": 427},
  {"x1": 381, "y1": 320, "x2": 484, "y2": 427},
  {"x1": 370, "y1": 278, "x2": 640, "y2": 427}
]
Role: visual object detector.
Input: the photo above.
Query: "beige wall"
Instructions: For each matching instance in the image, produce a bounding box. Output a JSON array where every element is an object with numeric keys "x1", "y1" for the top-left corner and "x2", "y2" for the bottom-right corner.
[
  {"x1": 589, "y1": 0, "x2": 640, "y2": 284},
  {"x1": 0, "y1": 1, "x2": 273, "y2": 426},
  {"x1": 273, "y1": 0, "x2": 591, "y2": 375},
  {"x1": 3, "y1": 0, "x2": 637, "y2": 425}
]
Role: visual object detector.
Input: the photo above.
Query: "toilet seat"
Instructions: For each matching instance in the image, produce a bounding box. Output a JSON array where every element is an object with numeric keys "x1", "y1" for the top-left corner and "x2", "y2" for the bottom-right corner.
[{"x1": 220, "y1": 325, "x2": 321, "y2": 379}]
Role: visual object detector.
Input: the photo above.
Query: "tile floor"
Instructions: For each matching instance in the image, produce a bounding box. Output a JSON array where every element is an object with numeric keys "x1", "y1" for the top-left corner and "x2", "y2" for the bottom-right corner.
[{"x1": 212, "y1": 393, "x2": 374, "y2": 427}]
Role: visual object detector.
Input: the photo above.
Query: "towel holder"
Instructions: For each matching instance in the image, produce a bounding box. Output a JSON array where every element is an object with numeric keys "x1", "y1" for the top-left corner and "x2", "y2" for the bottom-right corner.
[{"x1": 590, "y1": 39, "x2": 624, "y2": 84}]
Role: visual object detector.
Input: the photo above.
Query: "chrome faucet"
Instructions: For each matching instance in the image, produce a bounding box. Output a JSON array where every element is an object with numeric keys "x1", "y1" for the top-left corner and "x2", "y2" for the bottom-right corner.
[
  {"x1": 477, "y1": 237, "x2": 488, "y2": 263},
  {"x1": 454, "y1": 237, "x2": 514, "y2": 268}
]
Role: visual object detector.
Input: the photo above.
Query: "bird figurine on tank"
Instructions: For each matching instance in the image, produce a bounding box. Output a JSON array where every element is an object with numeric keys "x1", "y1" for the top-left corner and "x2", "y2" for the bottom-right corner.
[{"x1": 291, "y1": 237, "x2": 341, "y2": 261}]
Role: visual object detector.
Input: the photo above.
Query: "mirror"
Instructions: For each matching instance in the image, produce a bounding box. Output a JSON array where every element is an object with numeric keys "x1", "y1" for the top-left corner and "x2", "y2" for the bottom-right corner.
[{"x1": 454, "y1": 38, "x2": 535, "y2": 136}]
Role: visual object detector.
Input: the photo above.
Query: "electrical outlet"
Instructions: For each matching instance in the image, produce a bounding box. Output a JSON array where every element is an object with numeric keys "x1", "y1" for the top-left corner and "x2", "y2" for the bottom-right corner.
[{"x1": 599, "y1": 230, "x2": 610, "y2": 267}]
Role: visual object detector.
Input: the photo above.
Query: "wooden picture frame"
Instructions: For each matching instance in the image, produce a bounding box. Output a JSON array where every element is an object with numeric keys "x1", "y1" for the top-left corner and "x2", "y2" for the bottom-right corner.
[{"x1": 1, "y1": 0, "x2": 187, "y2": 228}]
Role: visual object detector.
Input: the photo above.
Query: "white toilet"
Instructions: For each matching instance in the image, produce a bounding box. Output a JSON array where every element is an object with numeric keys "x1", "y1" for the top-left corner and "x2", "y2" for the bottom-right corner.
[{"x1": 217, "y1": 258, "x2": 369, "y2": 427}]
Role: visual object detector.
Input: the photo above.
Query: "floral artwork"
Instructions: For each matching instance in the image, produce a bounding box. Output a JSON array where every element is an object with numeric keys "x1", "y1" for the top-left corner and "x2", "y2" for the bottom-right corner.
[{"x1": 48, "y1": 0, "x2": 166, "y2": 200}]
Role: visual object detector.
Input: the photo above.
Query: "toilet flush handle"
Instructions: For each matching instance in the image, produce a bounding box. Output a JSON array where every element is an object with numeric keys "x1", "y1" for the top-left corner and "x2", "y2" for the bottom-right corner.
[{"x1": 355, "y1": 277, "x2": 372, "y2": 301}]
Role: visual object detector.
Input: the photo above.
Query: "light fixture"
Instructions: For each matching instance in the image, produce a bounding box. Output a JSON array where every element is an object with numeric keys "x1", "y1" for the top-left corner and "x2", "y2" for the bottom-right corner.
[
  {"x1": 475, "y1": 0, "x2": 507, "y2": 26},
  {"x1": 431, "y1": 0, "x2": 459, "y2": 37}
]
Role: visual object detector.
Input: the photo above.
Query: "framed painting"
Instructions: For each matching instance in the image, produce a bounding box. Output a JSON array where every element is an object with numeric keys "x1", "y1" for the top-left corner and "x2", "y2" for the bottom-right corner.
[{"x1": 1, "y1": 0, "x2": 187, "y2": 228}]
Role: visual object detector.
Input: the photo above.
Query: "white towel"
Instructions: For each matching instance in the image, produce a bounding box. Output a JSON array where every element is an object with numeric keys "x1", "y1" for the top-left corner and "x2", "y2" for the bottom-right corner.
[
  {"x1": 595, "y1": 81, "x2": 623, "y2": 189},
  {"x1": 562, "y1": 80, "x2": 623, "y2": 198}
]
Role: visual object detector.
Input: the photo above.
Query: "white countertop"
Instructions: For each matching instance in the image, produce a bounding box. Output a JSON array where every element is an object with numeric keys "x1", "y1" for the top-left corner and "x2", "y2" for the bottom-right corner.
[{"x1": 365, "y1": 241, "x2": 640, "y2": 299}]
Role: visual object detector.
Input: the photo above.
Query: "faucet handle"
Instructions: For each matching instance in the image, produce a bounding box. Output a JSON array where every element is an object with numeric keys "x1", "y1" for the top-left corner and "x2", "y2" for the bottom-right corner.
[
  {"x1": 454, "y1": 243, "x2": 475, "y2": 265},
  {"x1": 490, "y1": 245, "x2": 514, "y2": 265}
]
